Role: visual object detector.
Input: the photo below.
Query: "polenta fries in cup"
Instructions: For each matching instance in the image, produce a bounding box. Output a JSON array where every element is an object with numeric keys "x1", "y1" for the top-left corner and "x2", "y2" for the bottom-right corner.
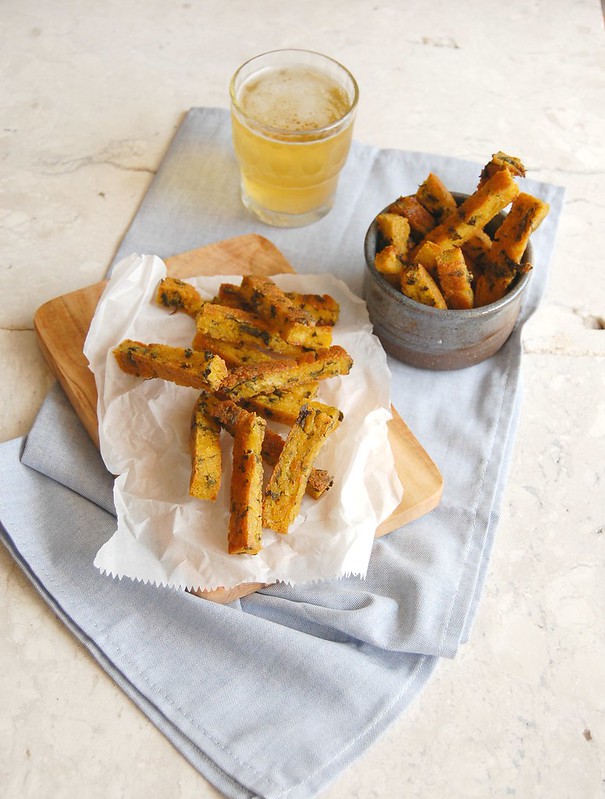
[{"x1": 363, "y1": 152, "x2": 550, "y2": 370}]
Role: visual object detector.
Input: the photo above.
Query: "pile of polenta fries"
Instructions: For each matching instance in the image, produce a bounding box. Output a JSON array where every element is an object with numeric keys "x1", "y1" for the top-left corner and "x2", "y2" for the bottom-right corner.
[
  {"x1": 374, "y1": 152, "x2": 550, "y2": 309},
  {"x1": 113, "y1": 274, "x2": 352, "y2": 556}
]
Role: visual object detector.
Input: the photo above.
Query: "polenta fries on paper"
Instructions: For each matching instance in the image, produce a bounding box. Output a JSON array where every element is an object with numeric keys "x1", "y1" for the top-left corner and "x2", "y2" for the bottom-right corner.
[{"x1": 113, "y1": 274, "x2": 351, "y2": 556}]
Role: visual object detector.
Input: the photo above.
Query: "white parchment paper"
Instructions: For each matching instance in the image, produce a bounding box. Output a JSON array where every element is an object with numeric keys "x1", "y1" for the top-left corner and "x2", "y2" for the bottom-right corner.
[{"x1": 83, "y1": 254, "x2": 403, "y2": 591}]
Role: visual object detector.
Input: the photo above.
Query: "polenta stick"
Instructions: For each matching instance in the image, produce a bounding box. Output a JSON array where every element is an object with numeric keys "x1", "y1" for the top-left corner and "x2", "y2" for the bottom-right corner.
[
  {"x1": 214, "y1": 283, "x2": 253, "y2": 312},
  {"x1": 113, "y1": 340, "x2": 228, "y2": 390},
  {"x1": 415, "y1": 175, "x2": 493, "y2": 264},
  {"x1": 192, "y1": 332, "x2": 273, "y2": 367},
  {"x1": 461, "y1": 229, "x2": 492, "y2": 264},
  {"x1": 239, "y1": 275, "x2": 333, "y2": 349},
  {"x1": 219, "y1": 346, "x2": 354, "y2": 400},
  {"x1": 240, "y1": 275, "x2": 313, "y2": 325},
  {"x1": 216, "y1": 283, "x2": 340, "y2": 326},
  {"x1": 478, "y1": 151, "x2": 526, "y2": 187},
  {"x1": 284, "y1": 292, "x2": 340, "y2": 326},
  {"x1": 156, "y1": 277, "x2": 204, "y2": 317},
  {"x1": 197, "y1": 393, "x2": 331, "y2": 499},
  {"x1": 416, "y1": 173, "x2": 457, "y2": 219},
  {"x1": 228, "y1": 412, "x2": 265, "y2": 555},
  {"x1": 260, "y1": 431, "x2": 334, "y2": 499},
  {"x1": 189, "y1": 398, "x2": 222, "y2": 501},
  {"x1": 374, "y1": 245, "x2": 404, "y2": 286},
  {"x1": 387, "y1": 195, "x2": 436, "y2": 238},
  {"x1": 196, "y1": 392, "x2": 248, "y2": 434},
  {"x1": 489, "y1": 192, "x2": 550, "y2": 265},
  {"x1": 263, "y1": 402, "x2": 343, "y2": 534},
  {"x1": 412, "y1": 241, "x2": 442, "y2": 280},
  {"x1": 474, "y1": 192, "x2": 549, "y2": 307},
  {"x1": 376, "y1": 213, "x2": 412, "y2": 258},
  {"x1": 419, "y1": 168, "x2": 520, "y2": 252},
  {"x1": 473, "y1": 260, "x2": 520, "y2": 308},
  {"x1": 435, "y1": 248, "x2": 474, "y2": 310},
  {"x1": 196, "y1": 302, "x2": 303, "y2": 357},
  {"x1": 238, "y1": 382, "x2": 319, "y2": 425},
  {"x1": 400, "y1": 264, "x2": 447, "y2": 309}
]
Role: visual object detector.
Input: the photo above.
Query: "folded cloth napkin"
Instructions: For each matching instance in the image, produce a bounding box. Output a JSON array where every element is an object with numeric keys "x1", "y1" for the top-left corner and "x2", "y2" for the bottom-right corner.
[{"x1": 0, "y1": 107, "x2": 565, "y2": 799}]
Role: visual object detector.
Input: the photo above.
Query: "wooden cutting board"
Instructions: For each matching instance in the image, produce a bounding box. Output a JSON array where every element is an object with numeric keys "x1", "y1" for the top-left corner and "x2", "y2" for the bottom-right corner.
[{"x1": 34, "y1": 233, "x2": 443, "y2": 603}]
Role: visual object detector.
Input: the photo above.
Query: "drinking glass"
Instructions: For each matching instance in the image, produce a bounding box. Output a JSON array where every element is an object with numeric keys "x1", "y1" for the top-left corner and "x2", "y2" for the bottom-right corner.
[{"x1": 230, "y1": 49, "x2": 359, "y2": 227}]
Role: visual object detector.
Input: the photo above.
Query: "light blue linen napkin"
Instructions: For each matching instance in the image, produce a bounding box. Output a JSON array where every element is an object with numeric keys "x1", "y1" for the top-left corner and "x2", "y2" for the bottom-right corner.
[{"x1": 0, "y1": 107, "x2": 565, "y2": 798}]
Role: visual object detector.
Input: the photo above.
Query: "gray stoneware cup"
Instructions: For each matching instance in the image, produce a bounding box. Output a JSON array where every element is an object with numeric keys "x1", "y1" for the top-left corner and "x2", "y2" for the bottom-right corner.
[{"x1": 363, "y1": 194, "x2": 533, "y2": 370}]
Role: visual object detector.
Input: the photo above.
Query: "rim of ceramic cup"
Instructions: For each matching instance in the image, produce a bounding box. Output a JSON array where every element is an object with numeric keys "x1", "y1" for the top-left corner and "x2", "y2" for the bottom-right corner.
[
  {"x1": 364, "y1": 194, "x2": 533, "y2": 320},
  {"x1": 229, "y1": 49, "x2": 359, "y2": 140}
]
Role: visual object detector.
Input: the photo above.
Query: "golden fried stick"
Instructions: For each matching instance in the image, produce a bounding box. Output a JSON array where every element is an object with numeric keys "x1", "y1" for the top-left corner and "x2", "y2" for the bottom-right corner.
[
  {"x1": 197, "y1": 393, "x2": 332, "y2": 499},
  {"x1": 412, "y1": 241, "x2": 442, "y2": 280},
  {"x1": 435, "y1": 248, "x2": 474, "y2": 310},
  {"x1": 415, "y1": 238, "x2": 483, "y2": 293},
  {"x1": 460, "y1": 229, "x2": 493, "y2": 264},
  {"x1": 387, "y1": 195, "x2": 436, "y2": 238},
  {"x1": 196, "y1": 392, "x2": 250, "y2": 433},
  {"x1": 193, "y1": 331, "x2": 320, "y2": 425},
  {"x1": 216, "y1": 283, "x2": 340, "y2": 326},
  {"x1": 228, "y1": 411, "x2": 266, "y2": 555},
  {"x1": 374, "y1": 245, "x2": 405, "y2": 287},
  {"x1": 415, "y1": 175, "x2": 493, "y2": 264},
  {"x1": 214, "y1": 283, "x2": 253, "y2": 312},
  {"x1": 156, "y1": 277, "x2": 204, "y2": 317},
  {"x1": 219, "y1": 346, "x2": 353, "y2": 400},
  {"x1": 260, "y1": 432, "x2": 334, "y2": 500},
  {"x1": 238, "y1": 382, "x2": 319, "y2": 425},
  {"x1": 196, "y1": 302, "x2": 303, "y2": 357},
  {"x1": 239, "y1": 275, "x2": 333, "y2": 349},
  {"x1": 189, "y1": 401, "x2": 221, "y2": 501},
  {"x1": 415, "y1": 173, "x2": 457, "y2": 219},
  {"x1": 489, "y1": 192, "x2": 550, "y2": 265},
  {"x1": 284, "y1": 291, "x2": 340, "y2": 327},
  {"x1": 474, "y1": 192, "x2": 549, "y2": 306},
  {"x1": 192, "y1": 332, "x2": 273, "y2": 367},
  {"x1": 113, "y1": 340, "x2": 228, "y2": 390},
  {"x1": 400, "y1": 264, "x2": 447, "y2": 309},
  {"x1": 418, "y1": 169, "x2": 520, "y2": 252},
  {"x1": 263, "y1": 402, "x2": 343, "y2": 534},
  {"x1": 376, "y1": 213, "x2": 412, "y2": 258},
  {"x1": 473, "y1": 258, "x2": 527, "y2": 308},
  {"x1": 477, "y1": 151, "x2": 526, "y2": 187}
]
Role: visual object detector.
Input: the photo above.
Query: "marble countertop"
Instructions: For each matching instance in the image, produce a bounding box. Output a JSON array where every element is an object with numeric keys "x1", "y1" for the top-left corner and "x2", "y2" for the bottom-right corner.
[{"x1": 1, "y1": 1, "x2": 604, "y2": 797}]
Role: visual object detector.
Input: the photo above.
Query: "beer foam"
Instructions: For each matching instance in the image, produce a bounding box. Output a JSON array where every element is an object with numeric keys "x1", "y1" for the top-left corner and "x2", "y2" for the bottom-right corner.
[{"x1": 238, "y1": 65, "x2": 352, "y2": 131}]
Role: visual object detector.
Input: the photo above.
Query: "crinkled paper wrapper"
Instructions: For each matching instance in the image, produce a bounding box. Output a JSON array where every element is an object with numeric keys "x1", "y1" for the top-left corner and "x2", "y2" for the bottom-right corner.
[{"x1": 83, "y1": 254, "x2": 404, "y2": 592}]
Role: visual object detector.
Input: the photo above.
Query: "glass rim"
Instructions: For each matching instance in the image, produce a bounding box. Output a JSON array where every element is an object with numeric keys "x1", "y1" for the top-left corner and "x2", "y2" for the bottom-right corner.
[{"x1": 229, "y1": 48, "x2": 359, "y2": 140}]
